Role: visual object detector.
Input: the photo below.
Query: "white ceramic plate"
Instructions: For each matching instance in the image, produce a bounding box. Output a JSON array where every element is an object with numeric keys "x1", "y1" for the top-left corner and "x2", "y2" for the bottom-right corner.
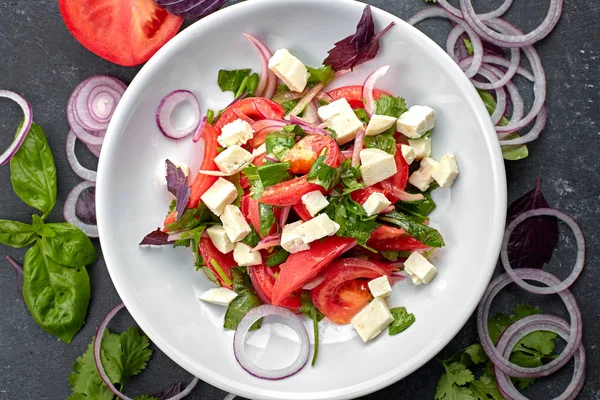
[{"x1": 96, "y1": 1, "x2": 507, "y2": 398}]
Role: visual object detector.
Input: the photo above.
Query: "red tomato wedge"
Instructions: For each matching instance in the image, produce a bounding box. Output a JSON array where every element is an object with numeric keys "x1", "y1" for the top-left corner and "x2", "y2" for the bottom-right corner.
[
  {"x1": 197, "y1": 236, "x2": 236, "y2": 289},
  {"x1": 311, "y1": 258, "x2": 394, "y2": 324},
  {"x1": 375, "y1": 144, "x2": 410, "y2": 202},
  {"x1": 367, "y1": 235, "x2": 429, "y2": 252},
  {"x1": 293, "y1": 201, "x2": 313, "y2": 222},
  {"x1": 370, "y1": 224, "x2": 408, "y2": 240},
  {"x1": 327, "y1": 85, "x2": 391, "y2": 110},
  {"x1": 282, "y1": 135, "x2": 343, "y2": 174},
  {"x1": 58, "y1": 0, "x2": 183, "y2": 66},
  {"x1": 214, "y1": 98, "x2": 285, "y2": 132},
  {"x1": 259, "y1": 176, "x2": 324, "y2": 207},
  {"x1": 188, "y1": 123, "x2": 219, "y2": 209},
  {"x1": 271, "y1": 236, "x2": 357, "y2": 305},
  {"x1": 248, "y1": 264, "x2": 302, "y2": 312},
  {"x1": 350, "y1": 186, "x2": 388, "y2": 205}
]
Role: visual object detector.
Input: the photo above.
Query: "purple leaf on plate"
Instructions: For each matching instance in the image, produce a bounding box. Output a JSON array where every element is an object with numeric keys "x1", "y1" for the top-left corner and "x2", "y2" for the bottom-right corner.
[
  {"x1": 323, "y1": 5, "x2": 395, "y2": 71},
  {"x1": 5, "y1": 256, "x2": 24, "y2": 301},
  {"x1": 166, "y1": 159, "x2": 190, "y2": 220},
  {"x1": 152, "y1": 382, "x2": 181, "y2": 399},
  {"x1": 506, "y1": 178, "x2": 559, "y2": 269},
  {"x1": 140, "y1": 229, "x2": 173, "y2": 246}
]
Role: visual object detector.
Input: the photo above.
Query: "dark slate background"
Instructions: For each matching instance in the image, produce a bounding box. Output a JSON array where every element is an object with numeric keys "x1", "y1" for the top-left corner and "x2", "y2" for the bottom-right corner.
[{"x1": 0, "y1": 0, "x2": 598, "y2": 399}]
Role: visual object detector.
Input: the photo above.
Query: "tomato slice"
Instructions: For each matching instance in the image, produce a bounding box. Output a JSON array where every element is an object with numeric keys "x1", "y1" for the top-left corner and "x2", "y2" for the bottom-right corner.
[
  {"x1": 248, "y1": 264, "x2": 302, "y2": 312},
  {"x1": 366, "y1": 235, "x2": 429, "y2": 252},
  {"x1": 370, "y1": 224, "x2": 408, "y2": 240},
  {"x1": 293, "y1": 201, "x2": 313, "y2": 222},
  {"x1": 311, "y1": 258, "x2": 394, "y2": 324},
  {"x1": 198, "y1": 236, "x2": 236, "y2": 289},
  {"x1": 188, "y1": 123, "x2": 219, "y2": 209},
  {"x1": 282, "y1": 135, "x2": 342, "y2": 174},
  {"x1": 271, "y1": 236, "x2": 356, "y2": 305},
  {"x1": 350, "y1": 186, "x2": 387, "y2": 205},
  {"x1": 259, "y1": 176, "x2": 324, "y2": 207},
  {"x1": 326, "y1": 86, "x2": 391, "y2": 110},
  {"x1": 214, "y1": 98, "x2": 285, "y2": 132},
  {"x1": 374, "y1": 144, "x2": 410, "y2": 202},
  {"x1": 58, "y1": 0, "x2": 183, "y2": 66}
]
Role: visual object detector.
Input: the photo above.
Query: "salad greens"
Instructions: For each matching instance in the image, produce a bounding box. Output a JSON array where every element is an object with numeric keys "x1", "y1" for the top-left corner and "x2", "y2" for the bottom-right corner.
[
  {"x1": 218, "y1": 69, "x2": 259, "y2": 97},
  {"x1": 396, "y1": 190, "x2": 437, "y2": 221},
  {"x1": 300, "y1": 292, "x2": 324, "y2": 366},
  {"x1": 224, "y1": 267, "x2": 263, "y2": 330},
  {"x1": 307, "y1": 154, "x2": 341, "y2": 190},
  {"x1": 364, "y1": 132, "x2": 397, "y2": 155},
  {"x1": 307, "y1": 65, "x2": 335, "y2": 86},
  {"x1": 265, "y1": 247, "x2": 290, "y2": 267},
  {"x1": 388, "y1": 307, "x2": 416, "y2": 335},
  {"x1": 324, "y1": 195, "x2": 380, "y2": 247},
  {"x1": 380, "y1": 211, "x2": 445, "y2": 248}
]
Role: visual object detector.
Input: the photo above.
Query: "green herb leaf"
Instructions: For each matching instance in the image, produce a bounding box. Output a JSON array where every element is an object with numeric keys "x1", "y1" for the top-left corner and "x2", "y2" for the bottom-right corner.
[
  {"x1": 224, "y1": 268, "x2": 263, "y2": 330},
  {"x1": 41, "y1": 223, "x2": 98, "y2": 267},
  {"x1": 68, "y1": 339, "x2": 114, "y2": 400},
  {"x1": 0, "y1": 220, "x2": 36, "y2": 248},
  {"x1": 435, "y1": 361, "x2": 475, "y2": 400},
  {"x1": 10, "y1": 122, "x2": 57, "y2": 217},
  {"x1": 307, "y1": 154, "x2": 341, "y2": 190},
  {"x1": 307, "y1": 65, "x2": 335, "y2": 86},
  {"x1": 218, "y1": 69, "x2": 259, "y2": 96},
  {"x1": 364, "y1": 132, "x2": 397, "y2": 155},
  {"x1": 241, "y1": 225, "x2": 261, "y2": 247},
  {"x1": 22, "y1": 241, "x2": 90, "y2": 343},
  {"x1": 463, "y1": 39, "x2": 474, "y2": 56},
  {"x1": 259, "y1": 203, "x2": 276, "y2": 237},
  {"x1": 388, "y1": 307, "x2": 416, "y2": 335},
  {"x1": 469, "y1": 374, "x2": 503, "y2": 400},
  {"x1": 244, "y1": 163, "x2": 292, "y2": 199},
  {"x1": 396, "y1": 190, "x2": 437, "y2": 219},
  {"x1": 379, "y1": 211, "x2": 445, "y2": 248},
  {"x1": 101, "y1": 327, "x2": 153, "y2": 387},
  {"x1": 265, "y1": 247, "x2": 290, "y2": 266},
  {"x1": 165, "y1": 203, "x2": 214, "y2": 232},
  {"x1": 300, "y1": 291, "x2": 323, "y2": 366},
  {"x1": 462, "y1": 343, "x2": 488, "y2": 365},
  {"x1": 281, "y1": 99, "x2": 299, "y2": 114},
  {"x1": 375, "y1": 94, "x2": 408, "y2": 118},
  {"x1": 354, "y1": 108, "x2": 370, "y2": 124},
  {"x1": 339, "y1": 159, "x2": 365, "y2": 194},
  {"x1": 324, "y1": 195, "x2": 380, "y2": 246},
  {"x1": 265, "y1": 131, "x2": 296, "y2": 160}
]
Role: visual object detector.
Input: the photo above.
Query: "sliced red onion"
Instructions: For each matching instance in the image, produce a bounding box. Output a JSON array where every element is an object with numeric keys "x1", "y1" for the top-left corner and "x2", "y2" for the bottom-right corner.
[
  {"x1": 501, "y1": 208, "x2": 584, "y2": 294},
  {"x1": 445, "y1": 25, "x2": 484, "y2": 79},
  {"x1": 460, "y1": 0, "x2": 563, "y2": 48},
  {"x1": 64, "y1": 181, "x2": 98, "y2": 238},
  {"x1": 499, "y1": 105, "x2": 547, "y2": 145},
  {"x1": 495, "y1": 315, "x2": 586, "y2": 400},
  {"x1": 393, "y1": 189, "x2": 424, "y2": 202},
  {"x1": 474, "y1": 66, "x2": 507, "y2": 125},
  {"x1": 252, "y1": 233, "x2": 282, "y2": 253},
  {"x1": 5, "y1": 256, "x2": 24, "y2": 300},
  {"x1": 84, "y1": 130, "x2": 105, "y2": 158},
  {"x1": 94, "y1": 303, "x2": 200, "y2": 400},
  {"x1": 198, "y1": 161, "x2": 251, "y2": 177},
  {"x1": 380, "y1": 205, "x2": 395, "y2": 214},
  {"x1": 390, "y1": 271, "x2": 408, "y2": 284},
  {"x1": 459, "y1": 55, "x2": 535, "y2": 82},
  {"x1": 243, "y1": 34, "x2": 277, "y2": 99},
  {"x1": 286, "y1": 83, "x2": 324, "y2": 118},
  {"x1": 243, "y1": 33, "x2": 270, "y2": 97},
  {"x1": 66, "y1": 131, "x2": 97, "y2": 182},
  {"x1": 341, "y1": 148, "x2": 354, "y2": 159},
  {"x1": 156, "y1": 90, "x2": 201, "y2": 139},
  {"x1": 352, "y1": 129, "x2": 366, "y2": 166},
  {"x1": 233, "y1": 305, "x2": 310, "y2": 380},
  {"x1": 288, "y1": 116, "x2": 329, "y2": 135},
  {"x1": 272, "y1": 90, "x2": 308, "y2": 104},
  {"x1": 362, "y1": 65, "x2": 390, "y2": 116},
  {"x1": 192, "y1": 116, "x2": 207, "y2": 143},
  {"x1": 316, "y1": 91, "x2": 335, "y2": 104},
  {"x1": 435, "y1": 0, "x2": 514, "y2": 20},
  {"x1": 302, "y1": 275, "x2": 326, "y2": 291},
  {"x1": 483, "y1": 63, "x2": 525, "y2": 126},
  {"x1": 477, "y1": 269, "x2": 582, "y2": 379},
  {"x1": 67, "y1": 84, "x2": 106, "y2": 147},
  {"x1": 73, "y1": 76, "x2": 125, "y2": 131},
  {"x1": 302, "y1": 100, "x2": 318, "y2": 124},
  {"x1": 263, "y1": 155, "x2": 280, "y2": 164},
  {"x1": 279, "y1": 205, "x2": 291, "y2": 228},
  {"x1": 0, "y1": 90, "x2": 33, "y2": 166}
]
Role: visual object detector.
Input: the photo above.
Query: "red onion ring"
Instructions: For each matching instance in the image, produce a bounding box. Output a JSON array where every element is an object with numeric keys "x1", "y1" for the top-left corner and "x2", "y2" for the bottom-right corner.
[
  {"x1": 460, "y1": 0, "x2": 563, "y2": 48},
  {"x1": 494, "y1": 315, "x2": 586, "y2": 400},
  {"x1": 233, "y1": 305, "x2": 310, "y2": 380},
  {"x1": 223, "y1": 394, "x2": 236, "y2": 400},
  {"x1": 352, "y1": 129, "x2": 366, "y2": 166},
  {"x1": 316, "y1": 91, "x2": 335, "y2": 104},
  {"x1": 192, "y1": 116, "x2": 207, "y2": 143},
  {"x1": 72, "y1": 76, "x2": 126, "y2": 131},
  {"x1": 477, "y1": 269, "x2": 583, "y2": 379},
  {"x1": 67, "y1": 84, "x2": 106, "y2": 147},
  {"x1": 0, "y1": 90, "x2": 33, "y2": 166},
  {"x1": 279, "y1": 205, "x2": 291, "y2": 228},
  {"x1": 64, "y1": 181, "x2": 98, "y2": 238},
  {"x1": 302, "y1": 274, "x2": 326, "y2": 291},
  {"x1": 243, "y1": 34, "x2": 277, "y2": 99},
  {"x1": 156, "y1": 90, "x2": 201, "y2": 140},
  {"x1": 243, "y1": 33, "x2": 270, "y2": 97},
  {"x1": 362, "y1": 65, "x2": 389, "y2": 116},
  {"x1": 66, "y1": 131, "x2": 97, "y2": 182},
  {"x1": 302, "y1": 100, "x2": 318, "y2": 124},
  {"x1": 460, "y1": 55, "x2": 535, "y2": 82},
  {"x1": 391, "y1": 189, "x2": 424, "y2": 202},
  {"x1": 94, "y1": 303, "x2": 199, "y2": 400},
  {"x1": 474, "y1": 66, "x2": 507, "y2": 125},
  {"x1": 435, "y1": 0, "x2": 513, "y2": 20},
  {"x1": 499, "y1": 106, "x2": 547, "y2": 145},
  {"x1": 272, "y1": 89, "x2": 308, "y2": 104},
  {"x1": 286, "y1": 83, "x2": 324, "y2": 118},
  {"x1": 501, "y1": 208, "x2": 585, "y2": 294},
  {"x1": 482, "y1": 63, "x2": 526, "y2": 126},
  {"x1": 252, "y1": 233, "x2": 282, "y2": 252}
]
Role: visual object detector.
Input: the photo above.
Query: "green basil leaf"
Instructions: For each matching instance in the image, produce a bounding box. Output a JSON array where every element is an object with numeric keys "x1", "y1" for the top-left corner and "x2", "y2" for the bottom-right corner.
[
  {"x1": 224, "y1": 268, "x2": 263, "y2": 330},
  {"x1": 307, "y1": 65, "x2": 335, "y2": 86},
  {"x1": 218, "y1": 69, "x2": 253, "y2": 94},
  {"x1": 42, "y1": 223, "x2": 98, "y2": 267},
  {"x1": 388, "y1": 307, "x2": 416, "y2": 335},
  {"x1": 259, "y1": 204, "x2": 276, "y2": 237},
  {"x1": 324, "y1": 195, "x2": 379, "y2": 246},
  {"x1": 307, "y1": 154, "x2": 341, "y2": 190},
  {"x1": 22, "y1": 241, "x2": 90, "y2": 343},
  {"x1": 241, "y1": 226, "x2": 261, "y2": 247},
  {"x1": 379, "y1": 211, "x2": 445, "y2": 248},
  {"x1": 364, "y1": 132, "x2": 397, "y2": 155},
  {"x1": 0, "y1": 220, "x2": 36, "y2": 248},
  {"x1": 265, "y1": 132, "x2": 296, "y2": 160},
  {"x1": 375, "y1": 94, "x2": 408, "y2": 118},
  {"x1": 10, "y1": 122, "x2": 57, "y2": 217},
  {"x1": 265, "y1": 247, "x2": 289, "y2": 267},
  {"x1": 396, "y1": 190, "x2": 437, "y2": 219}
]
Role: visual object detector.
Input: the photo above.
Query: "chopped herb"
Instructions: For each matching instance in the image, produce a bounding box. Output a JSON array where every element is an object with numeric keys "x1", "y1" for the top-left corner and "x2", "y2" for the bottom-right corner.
[
  {"x1": 241, "y1": 225, "x2": 261, "y2": 247},
  {"x1": 307, "y1": 65, "x2": 336, "y2": 86},
  {"x1": 324, "y1": 195, "x2": 380, "y2": 246},
  {"x1": 206, "y1": 109, "x2": 215, "y2": 125},
  {"x1": 396, "y1": 190, "x2": 437, "y2": 219},
  {"x1": 339, "y1": 159, "x2": 365, "y2": 194},
  {"x1": 283, "y1": 124, "x2": 307, "y2": 136},
  {"x1": 259, "y1": 203, "x2": 276, "y2": 237},
  {"x1": 381, "y1": 251, "x2": 400, "y2": 261},
  {"x1": 218, "y1": 69, "x2": 259, "y2": 96},
  {"x1": 210, "y1": 259, "x2": 232, "y2": 287},
  {"x1": 300, "y1": 292, "x2": 324, "y2": 366},
  {"x1": 265, "y1": 247, "x2": 290, "y2": 267},
  {"x1": 224, "y1": 268, "x2": 263, "y2": 330},
  {"x1": 265, "y1": 131, "x2": 296, "y2": 160},
  {"x1": 307, "y1": 154, "x2": 341, "y2": 190},
  {"x1": 375, "y1": 94, "x2": 407, "y2": 118},
  {"x1": 243, "y1": 163, "x2": 292, "y2": 199},
  {"x1": 354, "y1": 108, "x2": 370, "y2": 124},
  {"x1": 281, "y1": 99, "x2": 299, "y2": 114},
  {"x1": 379, "y1": 211, "x2": 445, "y2": 248},
  {"x1": 364, "y1": 132, "x2": 397, "y2": 155},
  {"x1": 388, "y1": 307, "x2": 416, "y2": 335},
  {"x1": 463, "y1": 38, "x2": 474, "y2": 56},
  {"x1": 165, "y1": 203, "x2": 214, "y2": 232}
]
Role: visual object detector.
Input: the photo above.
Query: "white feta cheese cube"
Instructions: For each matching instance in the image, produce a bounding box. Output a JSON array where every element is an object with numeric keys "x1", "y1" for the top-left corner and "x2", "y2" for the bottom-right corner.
[
  {"x1": 221, "y1": 205, "x2": 252, "y2": 242},
  {"x1": 397, "y1": 105, "x2": 435, "y2": 139},
  {"x1": 218, "y1": 119, "x2": 254, "y2": 148},
  {"x1": 318, "y1": 98, "x2": 364, "y2": 145},
  {"x1": 432, "y1": 154, "x2": 460, "y2": 188},
  {"x1": 408, "y1": 157, "x2": 439, "y2": 192},
  {"x1": 351, "y1": 297, "x2": 394, "y2": 342},
  {"x1": 368, "y1": 276, "x2": 392, "y2": 298},
  {"x1": 233, "y1": 242, "x2": 262, "y2": 266},
  {"x1": 400, "y1": 144, "x2": 416, "y2": 165},
  {"x1": 362, "y1": 192, "x2": 392, "y2": 216},
  {"x1": 214, "y1": 145, "x2": 253, "y2": 174},
  {"x1": 268, "y1": 49, "x2": 310, "y2": 93},
  {"x1": 408, "y1": 137, "x2": 432, "y2": 160},
  {"x1": 206, "y1": 225, "x2": 235, "y2": 254},
  {"x1": 296, "y1": 214, "x2": 340, "y2": 244},
  {"x1": 301, "y1": 191, "x2": 329, "y2": 217},
  {"x1": 200, "y1": 178, "x2": 238, "y2": 216},
  {"x1": 199, "y1": 287, "x2": 238, "y2": 306},
  {"x1": 359, "y1": 149, "x2": 397, "y2": 186},
  {"x1": 365, "y1": 115, "x2": 397, "y2": 136},
  {"x1": 281, "y1": 221, "x2": 310, "y2": 253},
  {"x1": 404, "y1": 251, "x2": 438, "y2": 285}
]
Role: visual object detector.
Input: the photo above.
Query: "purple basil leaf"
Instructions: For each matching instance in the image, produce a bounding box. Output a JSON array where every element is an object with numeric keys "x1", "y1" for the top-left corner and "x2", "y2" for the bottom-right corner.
[
  {"x1": 166, "y1": 159, "x2": 190, "y2": 220},
  {"x1": 76, "y1": 186, "x2": 97, "y2": 225},
  {"x1": 506, "y1": 178, "x2": 559, "y2": 269},
  {"x1": 5, "y1": 256, "x2": 24, "y2": 301},
  {"x1": 154, "y1": 0, "x2": 227, "y2": 19},
  {"x1": 152, "y1": 383, "x2": 182, "y2": 399},
  {"x1": 140, "y1": 229, "x2": 173, "y2": 246},
  {"x1": 324, "y1": 5, "x2": 395, "y2": 71}
]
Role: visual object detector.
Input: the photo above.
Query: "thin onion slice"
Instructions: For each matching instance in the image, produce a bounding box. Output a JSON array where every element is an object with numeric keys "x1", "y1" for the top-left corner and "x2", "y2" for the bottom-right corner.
[
  {"x1": 66, "y1": 131, "x2": 97, "y2": 182},
  {"x1": 474, "y1": 67, "x2": 507, "y2": 125},
  {"x1": 63, "y1": 181, "x2": 98, "y2": 238},
  {"x1": 193, "y1": 116, "x2": 208, "y2": 143},
  {"x1": 74, "y1": 76, "x2": 125, "y2": 131},
  {"x1": 156, "y1": 90, "x2": 201, "y2": 139},
  {"x1": 243, "y1": 33, "x2": 270, "y2": 97},
  {"x1": 279, "y1": 205, "x2": 291, "y2": 228},
  {"x1": 233, "y1": 305, "x2": 310, "y2": 380},
  {"x1": 477, "y1": 269, "x2": 583, "y2": 379},
  {"x1": 362, "y1": 65, "x2": 390, "y2": 116},
  {"x1": 435, "y1": 0, "x2": 514, "y2": 20},
  {"x1": 243, "y1": 34, "x2": 277, "y2": 99},
  {"x1": 352, "y1": 130, "x2": 366, "y2": 166},
  {"x1": 252, "y1": 233, "x2": 282, "y2": 253},
  {"x1": 94, "y1": 303, "x2": 199, "y2": 400},
  {"x1": 0, "y1": 90, "x2": 33, "y2": 166},
  {"x1": 459, "y1": 55, "x2": 535, "y2": 82},
  {"x1": 501, "y1": 208, "x2": 585, "y2": 294},
  {"x1": 5, "y1": 255, "x2": 24, "y2": 300},
  {"x1": 286, "y1": 83, "x2": 324, "y2": 118},
  {"x1": 198, "y1": 160, "x2": 251, "y2": 177}
]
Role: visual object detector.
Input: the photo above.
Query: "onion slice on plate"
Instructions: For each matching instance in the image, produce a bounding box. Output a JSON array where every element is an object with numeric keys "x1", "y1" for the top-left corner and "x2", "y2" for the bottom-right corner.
[
  {"x1": 0, "y1": 90, "x2": 33, "y2": 166},
  {"x1": 94, "y1": 303, "x2": 199, "y2": 400},
  {"x1": 66, "y1": 131, "x2": 97, "y2": 182},
  {"x1": 64, "y1": 181, "x2": 98, "y2": 238},
  {"x1": 156, "y1": 90, "x2": 201, "y2": 139},
  {"x1": 233, "y1": 305, "x2": 310, "y2": 380},
  {"x1": 243, "y1": 33, "x2": 277, "y2": 99},
  {"x1": 362, "y1": 65, "x2": 390, "y2": 116}
]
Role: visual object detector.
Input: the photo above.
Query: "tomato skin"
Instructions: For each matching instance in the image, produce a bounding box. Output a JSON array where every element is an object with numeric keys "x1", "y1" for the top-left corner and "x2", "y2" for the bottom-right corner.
[
  {"x1": 188, "y1": 124, "x2": 219, "y2": 209},
  {"x1": 310, "y1": 258, "x2": 394, "y2": 324},
  {"x1": 248, "y1": 264, "x2": 302, "y2": 312},
  {"x1": 214, "y1": 98, "x2": 285, "y2": 132},
  {"x1": 58, "y1": 0, "x2": 183, "y2": 66},
  {"x1": 197, "y1": 236, "x2": 236, "y2": 289},
  {"x1": 293, "y1": 201, "x2": 313, "y2": 222},
  {"x1": 326, "y1": 86, "x2": 390, "y2": 110},
  {"x1": 241, "y1": 195, "x2": 279, "y2": 237},
  {"x1": 259, "y1": 176, "x2": 324, "y2": 207},
  {"x1": 367, "y1": 235, "x2": 429, "y2": 251},
  {"x1": 282, "y1": 135, "x2": 343, "y2": 174},
  {"x1": 350, "y1": 186, "x2": 388, "y2": 205},
  {"x1": 370, "y1": 224, "x2": 408, "y2": 240},
  {"x1": 162, "y1": 210, "x2": 177, "y2": 232},
  {"x1": 271, "y1": 236, "x2": 357, "y2": 305},
  {"x1": 375, "y1": 145, "x2": 410, "y2": 202}
]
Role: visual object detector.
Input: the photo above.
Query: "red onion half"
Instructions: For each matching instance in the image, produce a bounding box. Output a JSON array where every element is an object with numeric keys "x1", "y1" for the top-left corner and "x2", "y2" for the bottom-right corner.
[{"x1": 0, "y1": 90, "x2": 33, "y2": 166}]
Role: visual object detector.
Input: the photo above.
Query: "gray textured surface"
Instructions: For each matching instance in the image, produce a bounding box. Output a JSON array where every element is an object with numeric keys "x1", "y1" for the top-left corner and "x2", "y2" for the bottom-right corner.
[{"x1": 0, "y1": 0, "x2": 598, "y2": 399}]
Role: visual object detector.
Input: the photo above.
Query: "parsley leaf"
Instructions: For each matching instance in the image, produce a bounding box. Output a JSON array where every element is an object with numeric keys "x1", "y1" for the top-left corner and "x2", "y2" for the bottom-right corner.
[
  {"x1": 469, "y1": 375, "x2": 503, "y2": 400},
  {"x1": 218, "y1": 69, "x2": 259, "y2": 96},
  {"x1": 265, "y1": 131, "x2": 296, "y2": 160},
  {"x1": 224, "y1": 268, "x2": 263, "y2": 330},
  {"x1": 364, "y1": 132, "x2": 397, "y2": 155},
  {"x1": 339, "y1": 159, "x2": 365, "y2": 194},
  {"x1": 300, "y1": 292, "x2": 323, "y2": 366},
  {"x1": 379, "y1": 211, "x2": 445, "y2": 248},
  {"x1": 388, "y1": 307, "x2": 415, "y2": 335},
  {"x1": 435, "y1": 362, "x2": 475, "y2": 400},
  {"x1": 307, "y1": 65, "x2": 335, "y2": 86},
  {"x1": 354, "y1": 108, "x2": 370, "y2": 124},
  {"x1": 375, "y1": 94, "x2": 408, "y2": 118},
  {"x1": 265, "y1": 247, "x2": 290, "y2": 267},
  {"x1": 307, "y1": 154, "x2": 342, "y2": 190},
  {"x1": 324, "y1": 195, "x2": 380, "y2": 246},
  {"x1": 281, "y1": 99, "x2": 299, "y2": 114}
]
